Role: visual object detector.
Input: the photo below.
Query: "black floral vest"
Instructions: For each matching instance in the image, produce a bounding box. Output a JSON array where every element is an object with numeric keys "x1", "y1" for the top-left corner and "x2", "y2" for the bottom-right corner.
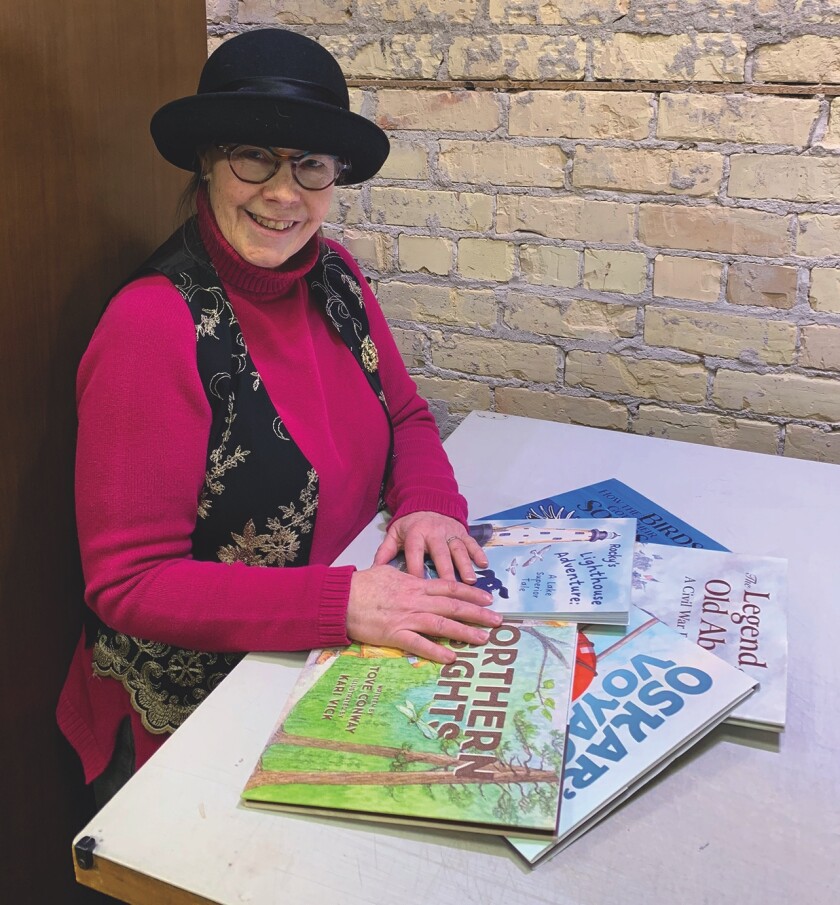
[{"x1": 91, "y1": 220, "x2": 393, "y2": 735}]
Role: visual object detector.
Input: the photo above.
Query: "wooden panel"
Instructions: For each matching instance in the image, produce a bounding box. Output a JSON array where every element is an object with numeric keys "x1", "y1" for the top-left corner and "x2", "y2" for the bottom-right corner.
[
  {"x1": 75, "y1": 853, "x2": 217, "y2": 905},
  {"x1": 0, "y1": 2, "x2": 207, "y2": 901}
]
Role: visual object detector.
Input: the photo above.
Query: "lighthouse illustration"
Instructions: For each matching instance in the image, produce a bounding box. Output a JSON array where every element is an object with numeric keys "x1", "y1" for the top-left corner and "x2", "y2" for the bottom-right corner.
[{"x1": 468, "y1": 522, "x2": 621, "y2": 547}]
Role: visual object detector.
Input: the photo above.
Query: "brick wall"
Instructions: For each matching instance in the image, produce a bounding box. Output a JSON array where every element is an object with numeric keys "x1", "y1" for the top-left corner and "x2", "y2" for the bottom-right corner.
[{"x1": 206, "y1": 1, "x2": 840, "y2": 464}]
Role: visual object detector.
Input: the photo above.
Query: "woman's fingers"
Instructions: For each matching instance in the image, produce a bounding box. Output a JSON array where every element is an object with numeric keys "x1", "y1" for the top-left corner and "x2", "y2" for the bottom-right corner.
[{"x1": 346, "y1": 566, "x2": 502, "y2": 665}]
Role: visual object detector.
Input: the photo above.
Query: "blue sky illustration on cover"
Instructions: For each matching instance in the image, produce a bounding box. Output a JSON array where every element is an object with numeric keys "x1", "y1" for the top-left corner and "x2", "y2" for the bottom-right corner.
[
  {"x1": 483, "y1": 478, "x2": 727, "y2": 551},
  {"x1": 466, "y1": 518, "x2": 636, "y2": 623}
]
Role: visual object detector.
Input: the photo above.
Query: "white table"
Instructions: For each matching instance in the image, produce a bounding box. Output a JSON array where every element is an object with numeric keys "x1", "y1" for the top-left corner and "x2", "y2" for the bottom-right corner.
[{"x1": 73, "y1": 412, "x2": 840, "y2": 905}]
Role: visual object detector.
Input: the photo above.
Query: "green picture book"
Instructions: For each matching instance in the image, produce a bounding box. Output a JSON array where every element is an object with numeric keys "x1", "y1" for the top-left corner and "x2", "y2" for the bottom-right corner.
[{"x1": 241, "y1": 620, "x2": 577, "y2": 838}]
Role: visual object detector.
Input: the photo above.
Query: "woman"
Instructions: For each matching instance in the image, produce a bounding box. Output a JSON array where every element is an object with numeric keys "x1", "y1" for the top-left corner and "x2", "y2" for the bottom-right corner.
[{"x1": 57, "y1": 28, "x2": 496, "y2": 798}]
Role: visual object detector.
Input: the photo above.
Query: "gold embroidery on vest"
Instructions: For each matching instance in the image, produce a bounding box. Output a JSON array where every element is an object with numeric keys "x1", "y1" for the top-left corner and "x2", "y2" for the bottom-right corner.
[
  {"x1": 360, "y1": 335, "x2": 379, "y2": 373},
  {"x1": 197, "y1": 395, "x2": 251, "y2": 519},
  {"x1": 217, "y1": 469, "x2": 318, "y2": 566},
  {"x1": 92, "y1": 633, "x2": 237, "y2": 734}
]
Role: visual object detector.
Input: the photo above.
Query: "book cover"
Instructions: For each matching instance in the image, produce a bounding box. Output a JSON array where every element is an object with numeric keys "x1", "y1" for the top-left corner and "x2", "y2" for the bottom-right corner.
[
  {"x1": 465, "y1": 518, "x2": 636, "y2": 624},
  {"x1": 241, "y1": 620, "x2": 578, "y2": 838},
  {"x1": 507, "y1": 606, "x2": 758, "y2": 866},
  {"x1": 631, "y1": 544, "x2": 788, "y2": 732},
  {"x1": 484, "y1": 478, "x2": 727, "y2": 551}
]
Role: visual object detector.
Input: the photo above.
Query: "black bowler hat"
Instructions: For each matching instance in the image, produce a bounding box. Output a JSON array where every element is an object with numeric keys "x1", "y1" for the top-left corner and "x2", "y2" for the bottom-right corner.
[{"x1": 150, "y1": 29, "x2": 389, "y2": 184}]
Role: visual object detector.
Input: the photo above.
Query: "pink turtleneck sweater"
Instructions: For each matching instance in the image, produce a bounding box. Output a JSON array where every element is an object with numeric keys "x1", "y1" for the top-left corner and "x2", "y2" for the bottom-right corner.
[{"x1": 57, "y1": 192, "x2": 467, "y2": 781}]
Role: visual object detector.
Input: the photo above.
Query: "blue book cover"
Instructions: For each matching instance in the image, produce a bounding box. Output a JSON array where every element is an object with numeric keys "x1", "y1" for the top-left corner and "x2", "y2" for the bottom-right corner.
[
  {"x1": 483, "y1": 478, "x2": 727, "y2": 552},
  {"x1": 465, "y1": 518, "x2": 637, "y2": 624}
]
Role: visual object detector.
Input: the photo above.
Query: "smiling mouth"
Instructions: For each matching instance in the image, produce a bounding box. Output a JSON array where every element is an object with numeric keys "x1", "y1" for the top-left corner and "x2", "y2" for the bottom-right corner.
[{"x1": 247, "y1": 211, "x2": 296, "y2": 232}]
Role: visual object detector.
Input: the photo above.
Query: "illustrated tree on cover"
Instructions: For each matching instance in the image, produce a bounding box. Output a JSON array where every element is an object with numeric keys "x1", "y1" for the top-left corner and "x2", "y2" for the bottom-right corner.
[{"x1": 245, "y1": 626, "x2": 574, "y2": 822}]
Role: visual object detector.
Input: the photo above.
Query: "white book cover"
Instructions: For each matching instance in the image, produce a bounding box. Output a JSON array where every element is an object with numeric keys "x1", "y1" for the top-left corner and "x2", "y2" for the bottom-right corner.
[{"x1": 631, "y1": 543, "x2": 788, "y2": 732}]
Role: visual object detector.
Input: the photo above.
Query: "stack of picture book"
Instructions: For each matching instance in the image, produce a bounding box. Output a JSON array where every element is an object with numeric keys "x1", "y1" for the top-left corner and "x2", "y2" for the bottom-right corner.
[{"x1": 240, "y1": 479, "x2": 788, "y2": 869}]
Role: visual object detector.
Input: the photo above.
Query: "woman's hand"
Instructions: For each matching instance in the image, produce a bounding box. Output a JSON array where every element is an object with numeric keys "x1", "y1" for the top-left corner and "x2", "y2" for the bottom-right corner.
[
  {"x1": 346, "y1": 564, "x2": 501, "y2": 664},
  {"x1": 373, "y1": 511, "x2": 489, "y2": 582}
]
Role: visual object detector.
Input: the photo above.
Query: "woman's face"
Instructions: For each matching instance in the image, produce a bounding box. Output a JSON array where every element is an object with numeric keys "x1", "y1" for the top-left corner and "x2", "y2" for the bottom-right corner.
[{"x1": 204, "y1": 147, "x2": 334, "y2": 269}]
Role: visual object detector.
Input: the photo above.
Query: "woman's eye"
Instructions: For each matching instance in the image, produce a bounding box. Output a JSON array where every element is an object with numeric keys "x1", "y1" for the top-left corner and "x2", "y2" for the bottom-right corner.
[
  {"x1": 300, "y1": 156, "x2": 329, "y2": 171},
  {"x1": 239, "y1": 147, "x2": 272, "y2": 163}
]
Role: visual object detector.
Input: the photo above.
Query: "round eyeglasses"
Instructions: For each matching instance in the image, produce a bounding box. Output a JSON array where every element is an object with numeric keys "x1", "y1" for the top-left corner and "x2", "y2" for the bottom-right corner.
[{"x1": 216, "y1": 145, "x2": 349, "y2": 190}]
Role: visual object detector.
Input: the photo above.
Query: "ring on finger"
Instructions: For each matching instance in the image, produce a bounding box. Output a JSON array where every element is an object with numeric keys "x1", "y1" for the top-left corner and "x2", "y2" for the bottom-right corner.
[{"x1": 445, "y1": 535, "x2": 461, "y2": 545}]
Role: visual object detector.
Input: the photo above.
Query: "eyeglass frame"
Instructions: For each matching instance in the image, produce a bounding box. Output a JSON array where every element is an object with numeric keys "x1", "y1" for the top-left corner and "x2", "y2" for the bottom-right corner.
[{"x1": 215, "y1": 144, "x2": 350, "y2": 190}]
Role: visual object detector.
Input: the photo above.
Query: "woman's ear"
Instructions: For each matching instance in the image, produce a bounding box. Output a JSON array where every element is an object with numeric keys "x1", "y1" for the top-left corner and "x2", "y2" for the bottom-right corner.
[{"x1": 197, "y1": 147, "x2": 213, "y2": 182}]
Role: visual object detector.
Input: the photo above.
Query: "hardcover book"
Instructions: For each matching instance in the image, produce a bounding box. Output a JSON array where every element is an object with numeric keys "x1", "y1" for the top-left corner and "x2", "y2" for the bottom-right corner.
[
  {"x1": 631, "y1": 543, "x2": 788, "y2": 732},
  {"x1": 241, "y1": 620, "x2": 578, "y2": 838},
  {"x1": 484, "y1": 478, "x2": 727, "y2": 551},
  {"x1": 463, "y1": 518, "x2": 637, "y2": 624},
  {"x1": 507, "y1": 606, "x2": 758, "y2": 866}
]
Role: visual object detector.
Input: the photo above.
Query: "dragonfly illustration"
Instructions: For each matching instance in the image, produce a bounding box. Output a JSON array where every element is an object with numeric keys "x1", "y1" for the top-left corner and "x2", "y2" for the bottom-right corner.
[{"x1": 395, "y1": 700, "x2": 438, "y2": 739}]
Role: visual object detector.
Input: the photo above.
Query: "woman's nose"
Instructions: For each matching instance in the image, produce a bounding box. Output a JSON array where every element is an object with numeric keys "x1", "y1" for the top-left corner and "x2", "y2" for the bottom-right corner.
[{"x1": 262, "y1": 160, "x2": 301, "y2": 201}]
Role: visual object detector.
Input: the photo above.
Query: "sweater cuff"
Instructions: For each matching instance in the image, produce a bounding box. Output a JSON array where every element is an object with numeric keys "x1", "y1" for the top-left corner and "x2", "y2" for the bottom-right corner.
[
  {"x1": 389, "y1": 490, "x2": 469, "y2": 528},
  {"x1": 319, "y1": 565, "x2": 355, "y2": 647}
]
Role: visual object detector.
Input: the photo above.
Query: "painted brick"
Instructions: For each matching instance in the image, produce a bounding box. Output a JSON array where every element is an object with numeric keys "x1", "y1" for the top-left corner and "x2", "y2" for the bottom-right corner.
[
  {"x1": 645, "y1": 307, "x2": 796, "y2": 364},
  {"x1": 238, "y1": 0, "x2": 350, "y2": 24},
  {"x1": 583, "y1": 250, "x2": 647, "y2": 295},
  {"x1": 713, "y1": 369, "x2": 840, "y2": 420},
  {"x1": 729, "y1": 154, "x2": 840, "y2": 203},
  {"x1": 398, "y1": 236, "x2": 452, "y2": 275},
  {"x1": 821, "y1": 98, "x2": 840, "y2": 148},
  {"x1": 809, "y1": 268, "x2": 840, "y2": 313},
  {"x1": 800, "y1": 324, "x2": 840, "y2": 371},
  {"x1": 574, "y1": 146, "x2": 723, "y2": 197},
  {"x1": 327, "y1": 189, "x2": 364, "y2": 225},
  {"x1": 495, "y1": 387, "x2": 628, "y2": 429},
  {"x1": 592, "y1": 33, "x2": 747, "y2": 82},
  {"x1": 355, "y1": 0, "x2": 479, "y2": 23},
  {"x1": 206, "y1": 1, "x2": 233, "y2": 22},
  {"x1": 629, "y1": 0, "x2": 783, "y2": 25},
  {"x1": 371, "y1": 187, "x2": 493, "y2": 230},
  {"x1": 566, "y1": 352, "x2": 708, "y2": 403},
  {"x1": 653, "y1": 255, "x2": 723, "y2": 303},
  {"x1": 506, "y1": 292, "x2": 636, "y2": 338},
  {"x1": 520, "y1": 245, "x2": 580, "y2": 288},
  {"x1": 439, "y1": 141, "x2": 567, "y2": 188},
  {"x1": 754, "y1": 36, "x2": 840, "y2": 84},
  {"x1": 412, "y1": 376, "x2": 493, "y2": 412},
  {"x1": 389, "y1": 326, "x2": 426, "y2": 367},
  {"x1": 796, "y1": 0, "x2": 840, "y2": 26},
  {"x1": 377, "y1": 141, "x2": 429, "y2": 181},
  {"x1": 342, "y1": 230, "x2": 392, "y2": 271},
  {"x1": 488, "y1": 0, "x2": 630, "y2": 25},
  {"x1": 458, "y1": 238, "x2": 516, "y2": 281},
  {"x1": 375, "y1": 90, "x2": 501, "y2": 132},
  {"x1": 658, "y1": 93, "x2": 819, "y2": 146},
  {"x1": 377, "y1": 282, "x2": 497, "y2": 328},
  {"x1": 726, "y1": 263, "x2": 798, "y2": 309},
  {"x1": 509, "y1": 91, "x2": 653, "y2": 140},
  {"x1": 784, "y1": 425, "x2": 840, "y2": 465},
  {"x1": 632, "y1": 405, "x2": 778, "y2": 454},
  {"x1": 639, "y1": 205, "x2": 790, "y2": 256},
  {"x1": 797, "y1": 215, "x2": 840, "y2": 257},
  {"x1": 448, "y1": 35, "x2": 586, "y2": 80},
  {"x1": 430, "y1": 333, "x2": 558, "y2": 381},
  {"x1": 347, "y1": 88, "x2": 364, "y2": 115},
  {"x1": 322, "y1": 35, "x2": 439, "y2": 79},
  {"x1": 498, "y1": 195, "x2": 635, "y2": 243}
]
